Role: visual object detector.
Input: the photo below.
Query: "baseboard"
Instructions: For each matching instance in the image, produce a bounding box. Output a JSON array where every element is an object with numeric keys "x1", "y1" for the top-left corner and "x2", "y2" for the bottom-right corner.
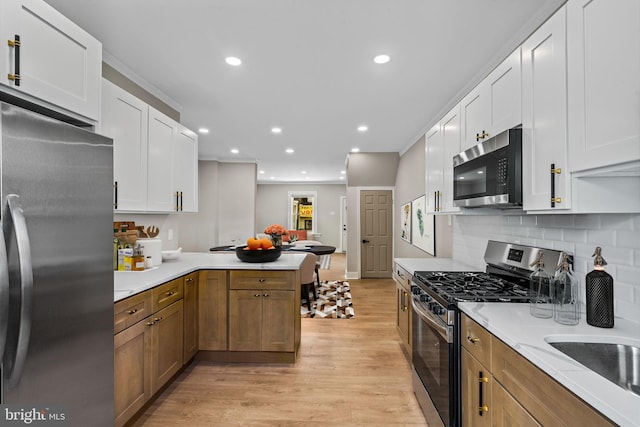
[{"x1": 345, "y1": 271, "x2": 359, "y2": 280}]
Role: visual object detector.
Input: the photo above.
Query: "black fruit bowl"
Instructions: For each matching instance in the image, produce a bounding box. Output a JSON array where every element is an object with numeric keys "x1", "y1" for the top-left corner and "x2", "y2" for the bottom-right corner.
[{"x1": 235, "y1": 246, "x2": 282, "y2": 263}]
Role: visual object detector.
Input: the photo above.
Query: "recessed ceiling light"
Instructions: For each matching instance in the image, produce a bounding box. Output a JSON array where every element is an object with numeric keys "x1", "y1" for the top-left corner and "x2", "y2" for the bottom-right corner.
[
  {"x1": 285, "y1": 148, "x2": 294, "y2": 154},
  {"x1": 259, "y1": 170, "x2": 265, "y2": 174},
  {"x1": 373, "y1": 54, "x2": 390, "y2": 64},
  {"x1": 198, "y1": 128, "x2": 209, "y2": 134},
  {"x1": 341, "y1": 170, "x2": 346, "y2": 174},
  {"x1": 271, "y1": 127, "x2": 282, "y2": 134},
  {"x1": 301, "y1": 171, "x2": 307, "y2": 174},
  {"x1": 339, "y1": 176, "x2": 345, "y2": 180},
  {"x1": 230, "y1": 148, "x2": 239, "y2": 154},
  {"x1": 225, "y1": 56, "x2": 242, "y2": 66},
  {"x1": 477, "y1": 170, "x2": 484, "y2": 174},
  {"x1": 460, "y1": 177, "x2": 465, "y2": 180},
  {"x1": 351, "y1": 147, "x2": 360, "y2": 153},
  {"x1": 270, "y1": 176, "x2": 275, "y2": 180},
  {"x1": 357, "y1": 125, "x2": 368, "y2": 132}
]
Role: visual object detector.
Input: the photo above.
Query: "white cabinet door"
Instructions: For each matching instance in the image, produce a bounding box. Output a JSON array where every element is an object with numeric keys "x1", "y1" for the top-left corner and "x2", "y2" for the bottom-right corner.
[
  {"x1": 0, "y1": 0, "x2": 101, "y2": 121},
  {"x1": 174, "y1": 125, "x2": 198, "y2": 212},
  {"x1": 147, "y1": 107, "x2": 176, "y2": 212},
  {"x1": 102, "y1": 80, "x2": 149, "y2": 212},
  {"x1": 522, "y1": 6, "x2": 571, "y2": 211},
  {"x1": 440, "y1": 104, "x2": 462, "y2": 213},
  {"x1": 460, "y1": 84, "x2": 489, "y2": 152},
  {"x1": 425, "y1": 123, "x2": 442, "y2": 214},
  {"x1": 460, "y1": 49, "x2": 522, "y2": 152},
  {"x1": 568, "y1": 0, "x2": 640, "y2": 172}
]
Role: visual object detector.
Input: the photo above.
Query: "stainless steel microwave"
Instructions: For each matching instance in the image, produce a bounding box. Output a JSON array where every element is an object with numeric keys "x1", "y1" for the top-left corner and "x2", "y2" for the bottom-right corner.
[{"x1": 452, "y1": 128, "x2": 522, "y2": 208}]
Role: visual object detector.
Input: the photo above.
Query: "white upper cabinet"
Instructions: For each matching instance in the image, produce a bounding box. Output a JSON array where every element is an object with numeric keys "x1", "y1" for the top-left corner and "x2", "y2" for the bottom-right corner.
[
  {"x1": 426, "y1": 104, "x2": 462, "y2": 214},
  {"x1": 147, "y1": 107, "x2": 177, "y2": 212},
  {"x1": 174, "y1": 125, "x2": 198, "y2": 212},
  {"x1": 0, "y1": 0, "x2": 101, "y2": 121},
  {"x1": 102, "y1": 79, "x2": 199, "y2": 213},
  {"x1": 460, "y1": 48, "x2": 522, "y2": 152},
  {"x1": 101, "y1": 80, "x2": 149, "y2": 212},
  {"x1": 425, "y1": 122, "x2": 442, "y2": 214},
  {"x1": 567, "y1": 0, "x2": 640, "y2": 172},
  {"x1": 522, "y1": 6, "x2": 571, "y2": 212}
]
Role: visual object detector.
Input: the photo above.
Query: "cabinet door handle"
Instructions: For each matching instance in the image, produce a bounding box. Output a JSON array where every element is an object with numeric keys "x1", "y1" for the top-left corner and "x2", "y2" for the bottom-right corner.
[
  {"x1": 146, "y1": 321, "x2": 155, "y2": 326},
  {"x1": 7, "y1": 35, "x2": 21, "y2": 86},
  {"x1": 175, "y1": 191, "x2": 180, "y2": 211},
  {"x1": 550, "y1": 163, "x2": 562, "y2": 207},
  {"x1": 180, "y1": 191, "x2": 183, "y2": 211},
  {"x1": 186, "y1": 277, "x2": 193, "y2": 283},
  {"x1": 127, "y1": 309, "x2": 138, "y2": 315},
  {"x1": 467, "y1": 336, "x2": 480, "y2": 344},
  {"x1": 254, "y1": 293, "x2": 261, "y2": 297},
  {"x1": 263, "y1": 293, "x2": 269, "y2": 297},
  {"x1": 478, "y1": 371, "x2": 489, "y2": 416},
  {"x1": 153, "y1": 317, "x2": 163, "y2": 322}
]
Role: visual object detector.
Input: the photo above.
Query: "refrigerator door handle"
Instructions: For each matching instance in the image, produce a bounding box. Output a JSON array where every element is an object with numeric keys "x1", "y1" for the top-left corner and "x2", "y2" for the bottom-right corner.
[
  {"x1": 0, "y1": 216, "x2": 9, "y2": 362},
  {"x1": 2, "y1": 194, "x2": 33, "y2": 388}
]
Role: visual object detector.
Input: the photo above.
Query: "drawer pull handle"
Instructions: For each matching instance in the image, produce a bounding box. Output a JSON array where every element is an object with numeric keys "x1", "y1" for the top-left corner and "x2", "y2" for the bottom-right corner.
[
  {"x1": 127, "y1": 309, "x2": 138, "y2": 315},
  {"x1": 258, "y1": 278, "x2": 266, "y2": 283},
  {"x1": 254, "y1": 293, "x2": 261, "y2": 297},
  {"x1": 146, "y1": 321, "x2": 155, "y2": 326},
  {"x1": 153, "y1": 317, "x2": 163, "y2": 322},
  {"x1": 263, "y1": 293, "x2": 269, "y2": 297},
  {"x1": 166, "y1": 291, "x2": 175, "y2": 296},
  {"x1": 467, "y1": 336, "x2": 480, "y2": 344},
  {"x1": 186, "y1": 278, "x2": 193, "y2": 283}
]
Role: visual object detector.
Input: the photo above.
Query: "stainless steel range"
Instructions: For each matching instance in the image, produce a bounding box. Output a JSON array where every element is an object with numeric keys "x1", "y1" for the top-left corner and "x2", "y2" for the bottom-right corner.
[{"x1": 410, "y1": 240, "x2": 566, "y2": 427}]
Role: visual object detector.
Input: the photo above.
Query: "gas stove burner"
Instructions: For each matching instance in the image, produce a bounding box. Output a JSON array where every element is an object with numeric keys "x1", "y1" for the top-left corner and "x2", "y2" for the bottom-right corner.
[{"x1": 413, "y1": 270, "x2": 535, "y2": 304}]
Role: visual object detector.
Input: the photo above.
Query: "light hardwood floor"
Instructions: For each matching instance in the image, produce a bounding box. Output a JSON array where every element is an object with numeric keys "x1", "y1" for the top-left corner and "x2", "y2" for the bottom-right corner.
[{"x1": 131, "y1": 253, "x2": 429, "y2": 426}]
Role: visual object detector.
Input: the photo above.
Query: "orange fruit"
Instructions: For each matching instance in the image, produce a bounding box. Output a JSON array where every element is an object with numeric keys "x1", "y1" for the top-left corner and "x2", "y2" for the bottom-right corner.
[
  {"x1": 247, "y1": 237, "x2": 261, "y2": 250},
  {"x1": 260, "y1": 238, "x2": 273, "y2": 249}
]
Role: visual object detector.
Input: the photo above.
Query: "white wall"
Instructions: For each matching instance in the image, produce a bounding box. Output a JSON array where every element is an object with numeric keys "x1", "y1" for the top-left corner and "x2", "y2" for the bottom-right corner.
[
  {"x1": 216, "y1": 163, "x2": 257, "y2": 245},
  {"x1": 453, "y1": 213, "x2": 640, "y2": 323},
  {"x1": 256, "y1": 183, "x2": 346, "y2": 248}
]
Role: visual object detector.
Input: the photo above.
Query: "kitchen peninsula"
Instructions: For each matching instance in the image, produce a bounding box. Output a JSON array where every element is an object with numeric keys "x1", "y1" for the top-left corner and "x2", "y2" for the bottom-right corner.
[{"x1": 113, "y1": 252, "x2": 306, "y2": 426}]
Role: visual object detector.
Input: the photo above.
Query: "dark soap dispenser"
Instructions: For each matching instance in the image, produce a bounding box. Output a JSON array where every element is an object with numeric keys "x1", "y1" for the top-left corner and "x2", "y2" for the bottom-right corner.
[{"x1": 585, "y1": 246, "x2": 614, "y2": 328}]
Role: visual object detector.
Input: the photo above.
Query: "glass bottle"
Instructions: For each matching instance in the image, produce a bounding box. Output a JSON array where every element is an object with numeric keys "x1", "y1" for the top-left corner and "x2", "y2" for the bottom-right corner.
[
  {"x1": 529, "y1": 250, "x2": 553, "y2": 318},
  {"x1": 553, "y1": 253, "x2": 580, "y2": 325},
  {"x1": 585, "y1": 246, "x2": 614, "y2": 328}
]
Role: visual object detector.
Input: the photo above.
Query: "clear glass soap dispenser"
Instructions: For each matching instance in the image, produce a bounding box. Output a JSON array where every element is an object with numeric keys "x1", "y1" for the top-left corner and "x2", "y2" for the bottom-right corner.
[
  {"x1": 529, "y1": 250, "x2": 553, "y2": 318},
  {"x1": 553, "y1": 253, "x2": 580, "y2": 325}
]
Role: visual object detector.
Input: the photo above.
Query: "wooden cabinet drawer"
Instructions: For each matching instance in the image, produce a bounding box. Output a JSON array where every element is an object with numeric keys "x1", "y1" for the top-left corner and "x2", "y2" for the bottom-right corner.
[
  {"x1": 152, "y1": 278, "x2": 184, "y2": 312},
  {"x1": 491, "y1": 336, "x2": 614, "y2": 427},
  {"x1": 393, "y1": 263, "x2": 412, "y2": 289},
  {"x1": 461, "y1": 313, "x2": 492, "y2": 367},
  {"x1": 229, "y1": 270, "x2": 294, "y2": 290},
  {"x1": 114, "y1": 291, "x2": 152, "y2": 334}
]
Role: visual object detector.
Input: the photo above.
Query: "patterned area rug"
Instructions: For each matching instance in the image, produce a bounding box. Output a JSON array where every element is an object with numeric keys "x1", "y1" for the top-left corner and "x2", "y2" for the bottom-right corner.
[{"x1": 301, "y1": 280, "x2": 354, "y2": 319}]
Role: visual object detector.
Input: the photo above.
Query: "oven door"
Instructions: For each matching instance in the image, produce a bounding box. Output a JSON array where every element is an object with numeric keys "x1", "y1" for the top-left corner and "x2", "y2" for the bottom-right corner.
[{"x1": 411, "y1": 296, "x2": 456, "y2": 427}]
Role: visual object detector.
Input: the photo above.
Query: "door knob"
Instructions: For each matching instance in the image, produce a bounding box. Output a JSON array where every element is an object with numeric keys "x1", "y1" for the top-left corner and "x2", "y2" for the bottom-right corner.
[{"x1": 362, "y1": 239, "x2": 370, "y2": 244}]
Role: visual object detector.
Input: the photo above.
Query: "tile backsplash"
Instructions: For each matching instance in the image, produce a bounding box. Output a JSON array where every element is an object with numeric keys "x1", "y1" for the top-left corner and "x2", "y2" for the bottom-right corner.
[{"x1": 453, "y1": 213, "x2": 640, "y2": 323}]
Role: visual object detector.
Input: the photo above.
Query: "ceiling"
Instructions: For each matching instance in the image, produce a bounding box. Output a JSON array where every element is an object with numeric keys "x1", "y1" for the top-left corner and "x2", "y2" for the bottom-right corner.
[{"x1": 45, "y1": 0, "x2": 564, "y2": 184}]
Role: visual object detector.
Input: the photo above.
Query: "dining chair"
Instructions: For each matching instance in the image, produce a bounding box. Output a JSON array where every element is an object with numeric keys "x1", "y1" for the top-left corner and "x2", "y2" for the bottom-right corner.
[{"x1": 300, "y1": 253, "x2": 319, "y2": 311}]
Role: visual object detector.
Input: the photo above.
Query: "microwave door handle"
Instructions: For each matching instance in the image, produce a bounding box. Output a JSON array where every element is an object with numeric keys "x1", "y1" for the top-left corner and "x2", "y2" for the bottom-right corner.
[
  {"x1": 0, "y1": 219, "x2": 9, "y2": 363},
  {"x1": 411, "y1": 297, "x2": 451, "y2": 343},
  {"x1": 2, "y1": 195, "x2": 33, "y2": 388}
]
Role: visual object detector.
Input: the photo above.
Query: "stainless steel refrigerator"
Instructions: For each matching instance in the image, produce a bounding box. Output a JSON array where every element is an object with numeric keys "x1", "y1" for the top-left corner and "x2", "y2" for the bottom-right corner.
[{"x1": 0, "y1": 102, "x2": 114, "y2": 425}]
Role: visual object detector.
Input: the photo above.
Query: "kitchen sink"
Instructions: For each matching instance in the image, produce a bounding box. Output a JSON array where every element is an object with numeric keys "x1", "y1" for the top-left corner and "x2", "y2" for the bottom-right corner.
[{"x1": 548, "y1": 340, "x2": 640, "y2": 397}]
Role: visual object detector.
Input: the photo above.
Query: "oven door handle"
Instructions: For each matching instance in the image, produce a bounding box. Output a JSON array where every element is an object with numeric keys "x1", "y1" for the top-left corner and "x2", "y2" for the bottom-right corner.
[{"x1": 411, "y1": 297, "x2": 451, "y2": 343}]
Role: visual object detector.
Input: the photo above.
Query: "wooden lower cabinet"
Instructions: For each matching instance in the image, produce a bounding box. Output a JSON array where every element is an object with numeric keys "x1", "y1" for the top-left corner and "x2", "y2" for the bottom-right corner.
[
  {"x1": 460, "y1": 313, "x2": 614, "y2": 427},
  {"x1": 183, "y1": 272, "x2": 199, "y2": 362},
  {"x1": 114, "y1": 314, "x2": 152, "y2": 427},
  {"x1": 393, "y1": 263, "x2": 411, "y2": 354},
  {"x1": 114, "y1": 293, "x2": 184, "y2": 427},
  {"x1": 198, "y1": 270, "x2": 228, "y2": 350},
  {"x1": 150, "y1": 300, "x2": 184, "y2": 394},
  {"x1": 227, "y1": 270, "x2": 299, "y2": 356}
]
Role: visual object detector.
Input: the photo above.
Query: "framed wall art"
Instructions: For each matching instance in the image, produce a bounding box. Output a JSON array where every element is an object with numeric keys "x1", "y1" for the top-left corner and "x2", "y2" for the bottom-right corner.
[
  {"x1": 411, "y1": 195, "x2": 435, "y2": 256},
  {"x1": 401, "y1": 201, "x2": 411, "y2": 243}
]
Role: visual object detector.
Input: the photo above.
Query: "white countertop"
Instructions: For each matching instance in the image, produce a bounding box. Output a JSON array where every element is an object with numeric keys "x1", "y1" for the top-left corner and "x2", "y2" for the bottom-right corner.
[
  {"x1": 114, "y1": 252, "x2": 306, "y2": 302},
  {"x1": 459, "y1": 302, "x2": 640, "y2": 427},
  {"x1": 394, "y1": 257, "x2": 478, "y2": 275}
]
